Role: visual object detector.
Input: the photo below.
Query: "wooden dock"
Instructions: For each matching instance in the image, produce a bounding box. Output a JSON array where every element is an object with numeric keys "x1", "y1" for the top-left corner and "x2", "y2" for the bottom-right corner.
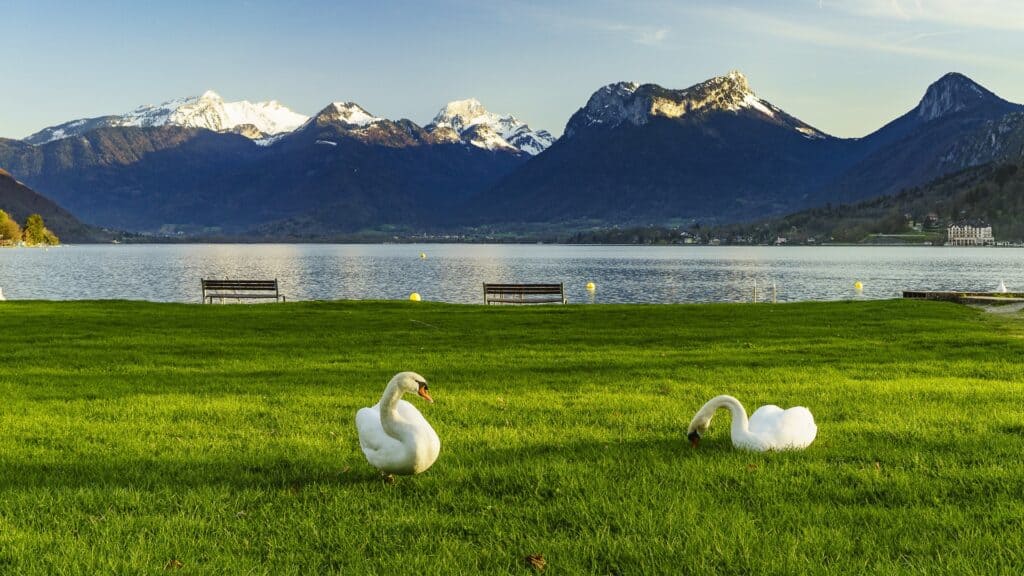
[{"x1": 902, "y1": 291, "x2": 1024, "y2": 304}]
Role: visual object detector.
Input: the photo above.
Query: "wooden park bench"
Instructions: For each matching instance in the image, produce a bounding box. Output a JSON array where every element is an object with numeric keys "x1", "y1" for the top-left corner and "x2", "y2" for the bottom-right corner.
[
  {"x1": 483, "y1": 282, "x2": 566, "y2": 305},
  {"x1": 201, "y1": 279, "x2": 285, "y2": 304},
  {"x1": 902, "y1": 290, "x2": 1024, "y2": 305}
]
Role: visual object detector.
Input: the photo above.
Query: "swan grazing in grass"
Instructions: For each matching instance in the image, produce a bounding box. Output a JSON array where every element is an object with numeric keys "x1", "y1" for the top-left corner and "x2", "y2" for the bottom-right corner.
[
  {"x1": 356, "y1": 372, "x2": 440, "y2": 475},
  {"x1": 686, "y1": 395, "x2": 816, "y2": 451}
]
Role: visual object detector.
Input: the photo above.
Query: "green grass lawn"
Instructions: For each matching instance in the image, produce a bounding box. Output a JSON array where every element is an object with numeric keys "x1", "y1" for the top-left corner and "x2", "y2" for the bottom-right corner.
[{"x1": 0, "y1": 300, "x2": 1022, "y2": 574}]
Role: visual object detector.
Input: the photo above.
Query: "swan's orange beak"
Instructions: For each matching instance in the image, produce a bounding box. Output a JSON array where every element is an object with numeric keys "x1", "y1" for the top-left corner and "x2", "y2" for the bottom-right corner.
[
  {"x1": 417, "y1": 382, "x2": 434, "y2": 403},
  {"x1": 688, "y1": 431, "x2": 701, "y2": 448}
]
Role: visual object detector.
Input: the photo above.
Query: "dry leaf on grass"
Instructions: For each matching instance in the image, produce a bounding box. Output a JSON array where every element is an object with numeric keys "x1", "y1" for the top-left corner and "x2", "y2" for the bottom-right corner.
[{"x1": 525, "y1": 553, "x2": 546, "y2": 571}]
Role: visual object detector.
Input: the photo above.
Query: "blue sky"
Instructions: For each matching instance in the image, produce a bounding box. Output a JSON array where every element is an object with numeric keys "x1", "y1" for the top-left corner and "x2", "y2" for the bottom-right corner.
[{"x1": 2, "y1": 0, "x2": 1023, "y2": 139}]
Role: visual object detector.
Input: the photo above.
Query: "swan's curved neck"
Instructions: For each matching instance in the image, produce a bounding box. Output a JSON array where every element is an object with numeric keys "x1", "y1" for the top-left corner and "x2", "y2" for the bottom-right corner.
[
  {"x1": 379, "y1": 380, "x2": 412, "y2": 439},
  {"x1": 694, "y1": 395, "x2": 751, "y2": 440}
]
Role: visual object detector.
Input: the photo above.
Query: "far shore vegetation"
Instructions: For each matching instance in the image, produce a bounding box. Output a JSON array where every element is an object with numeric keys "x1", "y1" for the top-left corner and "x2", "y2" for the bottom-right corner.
[{"x1": 0, "y1": 210, "x2": 59, "y2": 246}]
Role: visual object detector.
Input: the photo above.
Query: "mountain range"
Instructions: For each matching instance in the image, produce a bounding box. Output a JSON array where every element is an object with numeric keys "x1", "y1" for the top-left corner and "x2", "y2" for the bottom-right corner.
[
  {"x1": 468, "y1": 72, "x2": 1024, "y2": 227},
  {"x1": 0, "y1": 95, "x2": 551, "y2": 234},
  {"x1": 1, "y1": 71, "x2": 1023, "y2": 239}
]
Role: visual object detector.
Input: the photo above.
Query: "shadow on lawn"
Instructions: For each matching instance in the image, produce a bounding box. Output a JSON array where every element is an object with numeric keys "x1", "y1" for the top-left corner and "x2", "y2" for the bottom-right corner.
[
  {"x1": 467, "y1": 435, "x2": 737, "y2": 464},
  {"x1": 0, "y1": 438, "x2": 724, "y2": 491},
  {"x1": 0, "y1": 456, "x2": 384, "y2": 490}
]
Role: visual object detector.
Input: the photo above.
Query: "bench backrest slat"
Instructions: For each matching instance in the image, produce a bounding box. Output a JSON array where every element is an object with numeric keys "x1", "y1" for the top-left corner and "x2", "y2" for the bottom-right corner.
[
  {"x1": 202, "y1": 279, "x2": 278, "y2": 291},
  {"x1": 484, "y1": 283, "x2": 562, "y2": 293}
]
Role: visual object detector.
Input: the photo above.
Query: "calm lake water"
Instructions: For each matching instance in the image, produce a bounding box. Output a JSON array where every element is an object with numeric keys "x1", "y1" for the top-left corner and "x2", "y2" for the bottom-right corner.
[{"x1": 1, "y1": 244, "x2": 1022, "y2": 304}]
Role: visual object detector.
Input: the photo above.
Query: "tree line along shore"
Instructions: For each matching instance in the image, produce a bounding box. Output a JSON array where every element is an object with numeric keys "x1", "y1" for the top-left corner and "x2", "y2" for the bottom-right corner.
[{"x1": 0, "y1": 211, "x2": 59, "y2": 246}]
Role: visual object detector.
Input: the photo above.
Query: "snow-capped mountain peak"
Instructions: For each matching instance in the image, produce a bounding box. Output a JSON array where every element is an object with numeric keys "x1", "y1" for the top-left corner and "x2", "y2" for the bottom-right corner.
[
  {"x1": 327, "y1": 101, "x2": 380, "y2": 125},
  {"x1": 129, "y1": 91, "x2": 309, "y2": 135},
  {"x1": 566, "y1": 71, "x2": 827, "y2": 139},
  {"x1": 428, "y1": 99, "x2": 554, "y2": 155},
  {"x1": 433, "y1": 98, "x2": 488, "y2": 133},
  {"x1": 24, "y1": 91, "x2": 309, "y2": 145},
  {"x1": 315, "y1": 102, "x2": 382, "y2": 126},
  {"x1": 461, "y1": 124, "x2": 519, "y2": 153}
]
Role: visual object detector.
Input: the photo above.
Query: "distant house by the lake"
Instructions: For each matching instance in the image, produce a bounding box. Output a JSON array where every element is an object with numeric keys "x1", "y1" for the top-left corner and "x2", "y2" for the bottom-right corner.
[{"x1": 946, "y1": 222, "x2": 994, "y2": 246}]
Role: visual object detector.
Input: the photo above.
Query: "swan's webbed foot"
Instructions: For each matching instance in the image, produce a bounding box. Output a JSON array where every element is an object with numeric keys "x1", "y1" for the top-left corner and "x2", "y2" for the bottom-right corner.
[{"x1": 380, "y1": 472, "x2": 396, "y2": 484}]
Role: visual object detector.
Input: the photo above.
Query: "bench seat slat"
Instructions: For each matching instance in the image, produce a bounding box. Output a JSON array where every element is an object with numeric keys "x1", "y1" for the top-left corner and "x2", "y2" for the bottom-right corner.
[
  {"x1": 204, "y1": 293, "x2": 280, "y2": 299},
  {"x1": 202, "y1": 278, "x2": 278, "y2": 284}
]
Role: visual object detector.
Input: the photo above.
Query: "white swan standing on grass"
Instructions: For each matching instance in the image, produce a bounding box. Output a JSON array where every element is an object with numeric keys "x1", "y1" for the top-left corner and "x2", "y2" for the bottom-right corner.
[
  {"x1": 356, "y1": 372, "x2": 440, "y2": 476},
  {"x1": 997, "y1": 280, "x2": 1008, "y2": 293},
  {"x1": 687, "y1": 395, "x2": 817, "y2": 451}
]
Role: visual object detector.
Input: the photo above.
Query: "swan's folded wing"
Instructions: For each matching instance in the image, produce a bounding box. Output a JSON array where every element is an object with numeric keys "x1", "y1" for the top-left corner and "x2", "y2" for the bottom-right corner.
[
  {"x1": 748, "y1": 405, "x2": 784, "y2": 434},
  {"x1": 776, "y1": 406, "x2": 817, "y2": 448},
  {"x1": 356, "y1": 406, "x2": 386, "y2": 452}
]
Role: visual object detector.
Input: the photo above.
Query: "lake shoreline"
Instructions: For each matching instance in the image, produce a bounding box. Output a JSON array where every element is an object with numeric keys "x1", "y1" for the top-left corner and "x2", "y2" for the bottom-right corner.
[{"x1": 2, "y1": 243, "x2": 1021, "y2": 303}]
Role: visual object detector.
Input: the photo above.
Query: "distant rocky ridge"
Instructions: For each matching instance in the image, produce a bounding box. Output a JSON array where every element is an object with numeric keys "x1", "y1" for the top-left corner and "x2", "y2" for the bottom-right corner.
[
  {"x1": 711, "y1": 160, "x2": 1024, "y2": 244},
  {"x1": 564, "y1": 71, "x2": 826, "y2": 139},
  {"x1": 916, "y1": 72, "x2": 1005, "y2": 122},
  {"x1": 940, "y1": 112, "x2": 1024, "y2": 168},
  {"x1": 819, "y1": 72, "x2": 1024, "y2": 205},
  {"x1": 0, "y1": 168, "x2": 105, "y2": 242}
]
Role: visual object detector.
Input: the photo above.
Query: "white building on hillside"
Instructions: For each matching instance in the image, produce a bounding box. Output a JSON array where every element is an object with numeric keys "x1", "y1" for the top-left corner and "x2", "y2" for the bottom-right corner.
[{"x1": 947, "y1": 223, "x2": 994, "y2": 246}]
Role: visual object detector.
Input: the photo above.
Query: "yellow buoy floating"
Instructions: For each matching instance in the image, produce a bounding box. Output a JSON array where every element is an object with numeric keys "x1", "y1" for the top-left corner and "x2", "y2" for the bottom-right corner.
[
  {"x1": 409, "y1": 292, "x2": 421, "y2": 302},
  {"x1": 586, "y1": 282, "x2": 596, "y2": 291},
  {"x1": 854, "y1": 281, "x2": 863, "y2": 291},
  {"x1": 419, "y1": 252, "x2": 427, "y2": 260}
]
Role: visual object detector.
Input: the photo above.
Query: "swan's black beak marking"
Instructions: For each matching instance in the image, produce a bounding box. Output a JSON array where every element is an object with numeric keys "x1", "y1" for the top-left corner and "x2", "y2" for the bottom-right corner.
[
  {"x1": 417, "y1": 381, "x2": 434, "y2": 403},
  {"x1": 688, "y1": 431, "x2": 701, "y2": 448}
]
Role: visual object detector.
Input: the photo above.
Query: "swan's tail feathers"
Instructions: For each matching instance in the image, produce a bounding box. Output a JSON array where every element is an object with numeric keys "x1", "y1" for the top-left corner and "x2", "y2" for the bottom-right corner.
[{"x1": 778, "y1": 406, "x2": 817, "y2": 449}]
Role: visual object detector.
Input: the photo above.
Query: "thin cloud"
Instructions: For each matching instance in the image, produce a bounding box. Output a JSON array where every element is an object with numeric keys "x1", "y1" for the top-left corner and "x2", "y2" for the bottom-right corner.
[
  {"x1": 485, "y1": 1, "x2": 671, "y2": 46},
  {"x1": 827, "y1": 0, "x2": 1024, "y2": 31},
  {"x1": 892, "y1": 30, "x2": 963, "y2": 45},
  {"x1": 599, "y1": 23, "x2": 670, "y2": 45},
  {"x1": 705, "y1": 6, "x2": 1023, "y2": 71}
]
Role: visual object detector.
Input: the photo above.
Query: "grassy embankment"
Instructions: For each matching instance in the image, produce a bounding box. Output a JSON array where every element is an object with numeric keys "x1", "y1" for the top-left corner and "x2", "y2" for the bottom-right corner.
[{"x1": 0, "y1": 300, "x2": 1022, "y2": 574}]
